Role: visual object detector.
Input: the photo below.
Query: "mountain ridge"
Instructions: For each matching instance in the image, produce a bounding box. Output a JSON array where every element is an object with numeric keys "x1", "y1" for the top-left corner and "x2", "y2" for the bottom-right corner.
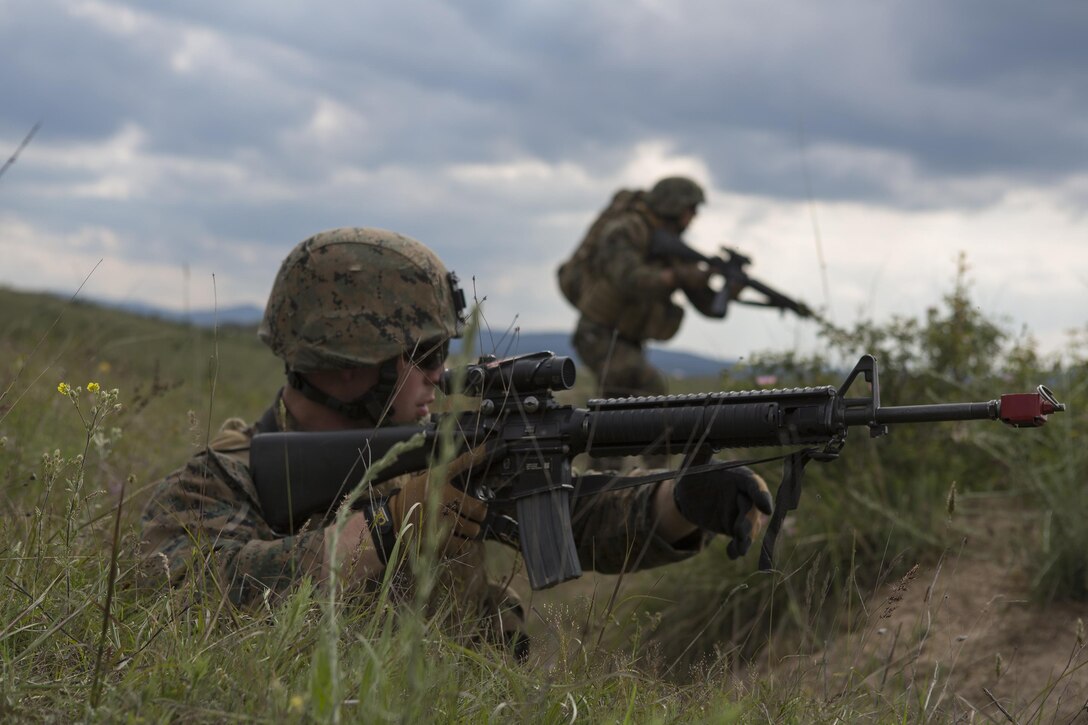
[{"x1": 94, "y1": 299, "x2": 733, "y2": 378}]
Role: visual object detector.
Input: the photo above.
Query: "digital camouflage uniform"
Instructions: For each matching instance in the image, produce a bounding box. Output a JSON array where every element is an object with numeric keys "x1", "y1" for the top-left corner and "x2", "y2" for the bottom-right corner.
[
  {"x1": 140, "y1": 397, "x2": 710, "y2": 649},
  {"x1": 563, "y1": 179, "x2": 712, "y2": 398},
  {"x1": 140, "y1": 408, "x2": 324, "y2": 606},
  {"x1": 140, "y1": 227, "x2": 711, "y2": 654}
]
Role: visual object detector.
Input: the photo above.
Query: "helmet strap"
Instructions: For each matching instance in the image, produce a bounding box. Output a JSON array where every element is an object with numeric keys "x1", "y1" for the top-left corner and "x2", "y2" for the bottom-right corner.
[{"x1": 286, "y1": 358, "x2": 401, "y2": 425}]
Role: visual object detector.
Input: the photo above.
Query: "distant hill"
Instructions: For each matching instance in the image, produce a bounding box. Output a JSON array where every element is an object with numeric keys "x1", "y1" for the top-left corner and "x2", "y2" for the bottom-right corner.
[
  {"x1": 88, "y1": 299, "x2": 732, "y2": 378},
  {"x1": 99, "y1": 300, "x2": 267, "y2": 327},
  {"x1": 456, "y1": 332, "x2": 732, "y2": 379}
]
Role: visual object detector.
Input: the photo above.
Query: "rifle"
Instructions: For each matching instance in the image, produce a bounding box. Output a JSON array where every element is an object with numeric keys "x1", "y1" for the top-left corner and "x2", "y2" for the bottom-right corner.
[
  {"x1": 250, "y1": 352, "x2": 1064, "y2": 590},
  {"x1": 650, "y1": 229, "x2": 816, "y2": 319}
]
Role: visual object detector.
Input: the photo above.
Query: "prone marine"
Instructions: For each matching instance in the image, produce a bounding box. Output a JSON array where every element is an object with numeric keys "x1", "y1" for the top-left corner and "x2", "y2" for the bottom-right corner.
[{"x1": 139, "y1": 227, "x2": 772, "y2": 657}]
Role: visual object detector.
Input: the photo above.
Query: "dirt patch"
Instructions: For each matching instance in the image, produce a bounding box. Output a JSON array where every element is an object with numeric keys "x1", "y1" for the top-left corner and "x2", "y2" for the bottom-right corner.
[
  {"x1": 768, "y1": 499, "x2": 1088, "y2": 721},
  {"x1": 501, "y1": 492, "x2": 1088, "y2": 719}
]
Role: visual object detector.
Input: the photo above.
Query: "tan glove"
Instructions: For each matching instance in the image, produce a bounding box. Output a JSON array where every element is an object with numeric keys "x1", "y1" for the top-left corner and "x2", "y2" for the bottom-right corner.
[
  {"x1": 672, "y1": 262, "x2": 712, "y2": 290},
  {"x1": 386, "y1": 447, "x2": 490, "y2": 557}
]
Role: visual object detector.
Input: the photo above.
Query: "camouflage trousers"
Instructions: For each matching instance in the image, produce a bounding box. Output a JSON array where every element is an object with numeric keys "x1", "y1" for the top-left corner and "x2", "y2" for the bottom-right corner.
[{"x1": 572, "y1": 317, "x2": 667, "y2": 399}]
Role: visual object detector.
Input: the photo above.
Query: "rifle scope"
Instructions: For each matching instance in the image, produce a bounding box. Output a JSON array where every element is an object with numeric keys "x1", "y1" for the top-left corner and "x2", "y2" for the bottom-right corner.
[{"x1": 441, "y1": 352, "x2": 576, "y2": 398}]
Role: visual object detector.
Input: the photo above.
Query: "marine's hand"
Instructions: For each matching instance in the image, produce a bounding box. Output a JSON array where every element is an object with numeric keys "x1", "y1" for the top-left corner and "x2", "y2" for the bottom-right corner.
[
  {"x1": 672, "y1": 262, "x2": 712, "y2": 290},
  {"x1": 328, "y1": 447, "x2": 491, "y2": 583},
  {"x1": 387, "y1": 448, "x2": 490, "y2": 556},
  {"x1": 672, "y1": 466, "x2": 773, "y2": 559}
]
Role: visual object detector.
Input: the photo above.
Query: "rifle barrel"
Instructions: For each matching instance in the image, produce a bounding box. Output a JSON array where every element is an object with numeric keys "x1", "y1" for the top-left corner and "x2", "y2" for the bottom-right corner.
[
  {"x1": 837, "y1": 400, "x2": 1002, "y2": 428},
  {"x1": 869, "y1": 401, "x2": 999, "y2": 425}
]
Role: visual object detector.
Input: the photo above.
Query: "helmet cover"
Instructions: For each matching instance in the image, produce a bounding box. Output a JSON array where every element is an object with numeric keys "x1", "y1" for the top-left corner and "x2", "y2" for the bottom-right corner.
[
  {"x1": 259, "y1": 227, "x2": 464, "y2": 372},
  {"x1": 646, "y1": 176, "x2": 706, "y2": 218}
]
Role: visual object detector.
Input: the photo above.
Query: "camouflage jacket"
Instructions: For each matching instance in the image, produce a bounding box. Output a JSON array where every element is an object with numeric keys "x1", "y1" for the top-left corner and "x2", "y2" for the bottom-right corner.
[
  {"x1": 575, "y1": 199, "x2": 687, "y2": 342},
  {"x1": 139, "y1": 393, "x2": 710, "y2": 607}
]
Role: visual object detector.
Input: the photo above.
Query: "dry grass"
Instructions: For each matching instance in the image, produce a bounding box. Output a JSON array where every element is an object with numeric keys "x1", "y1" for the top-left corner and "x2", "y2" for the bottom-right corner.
[{"x1": 0, "y1": 284, "x2": 1084, "y2": 722}]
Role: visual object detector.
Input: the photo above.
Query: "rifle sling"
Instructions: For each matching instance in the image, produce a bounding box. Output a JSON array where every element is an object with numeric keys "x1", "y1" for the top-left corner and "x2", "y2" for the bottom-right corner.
[
  {"x1": 758, "y1": 449, "x2": 815, "y2": 572},
  {"x1": 565, "y1": 452, "x2": 798, "y2": 500}
]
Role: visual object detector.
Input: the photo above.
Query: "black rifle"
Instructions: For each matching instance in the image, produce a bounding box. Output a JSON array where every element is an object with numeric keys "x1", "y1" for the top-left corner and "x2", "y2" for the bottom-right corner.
[
  {"x1": 650, "y1": 229, "x2": 816, "y2": 319},
  {"x1": 250, "y1": 352, "x2": 1064, "y2": 590}
]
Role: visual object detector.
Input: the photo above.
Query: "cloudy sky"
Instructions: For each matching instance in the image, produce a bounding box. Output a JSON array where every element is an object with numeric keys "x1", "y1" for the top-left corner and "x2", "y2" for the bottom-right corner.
[{"x1": 2, "y1": 0, "x2": 1085, "y2": 365}]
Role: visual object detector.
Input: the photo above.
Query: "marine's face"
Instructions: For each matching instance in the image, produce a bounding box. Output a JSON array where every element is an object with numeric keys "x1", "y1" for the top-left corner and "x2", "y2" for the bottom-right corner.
[
  {"x1": 388, "y1": 339, "x2": 449, "y2": 423},
  {"x1": 678, "y1": 207, "x2": 697, "y2": 232}
]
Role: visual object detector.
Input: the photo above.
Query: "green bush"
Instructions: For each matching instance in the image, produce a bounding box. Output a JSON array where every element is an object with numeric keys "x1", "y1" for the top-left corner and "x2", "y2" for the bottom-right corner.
[{"x1": 638, "y1": 255, "x2": 1086, "y2": 671}]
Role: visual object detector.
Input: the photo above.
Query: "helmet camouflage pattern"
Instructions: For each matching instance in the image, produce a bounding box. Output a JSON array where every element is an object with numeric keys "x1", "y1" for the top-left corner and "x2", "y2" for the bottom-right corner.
[
  {"x1": 646, "y1": 176, "x2": 706, "y2": 218},
  {"x1": 259, "y1": 227, "x2": 466, "y2": 372}
]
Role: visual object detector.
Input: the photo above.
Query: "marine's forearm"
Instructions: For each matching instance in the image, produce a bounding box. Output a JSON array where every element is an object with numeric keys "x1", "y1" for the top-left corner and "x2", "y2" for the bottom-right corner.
[
  {"x1": 570, "y1": 480, "x2": 708, "y2": 574},
  {"x1": 651, "y1": 478, "x2": 700, "y2": 542}
]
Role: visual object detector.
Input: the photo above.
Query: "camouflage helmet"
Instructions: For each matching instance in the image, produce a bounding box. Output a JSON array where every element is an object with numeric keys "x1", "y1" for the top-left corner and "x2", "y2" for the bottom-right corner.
[
  {"x1": 259, "y1": 227, "x2": 466, "y2": 372},
  {"x1": 646, "y1": 176, "x2": 706, "y2": 218}
]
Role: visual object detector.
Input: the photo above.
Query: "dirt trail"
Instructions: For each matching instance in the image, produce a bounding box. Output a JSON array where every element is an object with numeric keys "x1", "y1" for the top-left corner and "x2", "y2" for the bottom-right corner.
[
  {"x1": 510, "y1": 492, "x2": 1088, "y2": 719},
  {"x1": 769, "y1": 499, "x2": 1088, "y2": 721}
]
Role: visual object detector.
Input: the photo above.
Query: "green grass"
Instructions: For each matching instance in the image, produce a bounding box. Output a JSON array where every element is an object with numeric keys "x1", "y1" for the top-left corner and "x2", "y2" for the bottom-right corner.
[
  {"x1": 0, "y1": 276, "x2": 1084, "y2": 722},
  {"x1": 626, "y1": 261, "x2": 1087, "y2": 674}
]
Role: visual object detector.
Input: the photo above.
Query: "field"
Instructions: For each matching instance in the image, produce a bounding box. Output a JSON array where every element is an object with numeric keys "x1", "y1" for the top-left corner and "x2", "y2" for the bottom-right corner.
[{"x1": 1, "y1": 272, "x2": 1085, "y2": 723}]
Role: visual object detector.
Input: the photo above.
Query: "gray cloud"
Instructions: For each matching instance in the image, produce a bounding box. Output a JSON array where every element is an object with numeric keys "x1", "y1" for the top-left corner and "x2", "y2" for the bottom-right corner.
[
  {"x1": 7, "y1": 1, "x2": 1085, "y2": 198},
  {"x1": 1, "y1": 0, "x2": 1086, "y2": 361}
]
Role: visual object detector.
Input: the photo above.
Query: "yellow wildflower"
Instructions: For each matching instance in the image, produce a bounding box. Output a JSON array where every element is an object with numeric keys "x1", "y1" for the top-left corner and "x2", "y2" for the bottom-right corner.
[
  {"x1": 87, "y1": 381, "x2": 101, "y2": 393},
  {"x1": 289, "y1": 695, "x2": 305, "y2": 713},
  {"x1": 57, "y1": 382, "x2": 71, "y2": 395}
]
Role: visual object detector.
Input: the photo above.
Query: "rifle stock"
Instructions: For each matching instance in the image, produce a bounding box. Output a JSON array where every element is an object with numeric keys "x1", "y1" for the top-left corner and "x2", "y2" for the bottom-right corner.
[{"x1": 250, "y1": 352, "x2": 1064, "y2": 590}]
